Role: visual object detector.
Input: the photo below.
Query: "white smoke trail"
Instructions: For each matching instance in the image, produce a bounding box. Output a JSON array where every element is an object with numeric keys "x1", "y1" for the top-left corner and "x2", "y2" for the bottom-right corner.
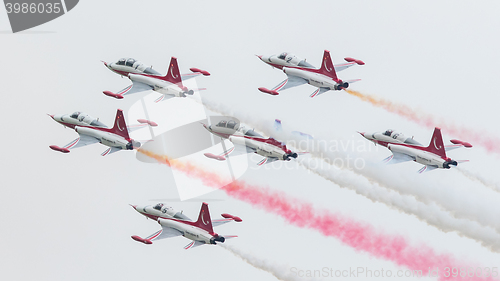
[
  {"x1": 198, "y1": 96, "x2": 500, "y2": 248},
  {"x1": 220, "y1": 244, "x2": 319, "y2": 281},
  {"x1": 298, "y1": 157, "x2": 500, "y2": 252},
  {"x1": 456, "y1": 167, "x2": 500, "y2": 193}
]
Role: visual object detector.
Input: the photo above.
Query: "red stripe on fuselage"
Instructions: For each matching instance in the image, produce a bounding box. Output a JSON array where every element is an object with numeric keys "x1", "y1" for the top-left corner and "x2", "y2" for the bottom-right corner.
[{"x1": 75, "y1": 124, "x2": 132, "y2": 142}]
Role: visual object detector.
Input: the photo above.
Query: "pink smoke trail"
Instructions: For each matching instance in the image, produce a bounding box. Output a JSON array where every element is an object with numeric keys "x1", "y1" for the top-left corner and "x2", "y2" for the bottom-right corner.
[
  {"x1": 346, "y1": 89, "x2": 499, "y2": 155},
  {"x1": 139, "y1": 149, "x2": 495, "y2": 281}
]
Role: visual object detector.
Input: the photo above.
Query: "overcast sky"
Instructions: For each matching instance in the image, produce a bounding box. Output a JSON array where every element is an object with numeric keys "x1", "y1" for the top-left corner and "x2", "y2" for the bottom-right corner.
[{"x1": 1, "y1": 1, "x2": 500, "y2": 281}]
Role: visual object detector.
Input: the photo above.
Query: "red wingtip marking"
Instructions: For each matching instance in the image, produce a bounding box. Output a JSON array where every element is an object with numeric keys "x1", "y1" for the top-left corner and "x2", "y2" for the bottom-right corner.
[
  {"x1": 258, "y1": 87, "x2": 279, "y2": 96},
  {"x1": 204, "y1": 153, "x2": 226, "y2": 161},
  {"x1": 137, "y1": 119, "x2": 158, "y2": 127},
  {"x1": 189, "y1": 67, "x2": 211, "y2": 76},
  {"x1": 344, "y1": 57, "x2": 365, "y2": 65},
  {"x1": 47, "y1": 114, "x2": 55, "y2": 119},
  {"x1": 357, "y1": 131, "x2": 365, "y2": 136},
  {"x1": 450, "y1": 139, "x2": 473, "y2": 148},
  {"x1": 233, "y1": 216, "x2": 242, "y2": 222},
  {"x1": 103, "y1": 91, "x2": 124, "y2": 99},
  {"x1": 49, "y1": 145, "x2": 70, "y2": 153},
  {"x1": 131, "y1": 236, "x2": 152, "y2": 244},
  {"x1": 221, "y1": 213, "x2": 233, "y2": 219},
  {"x1": 129, "y1": 204, "x2": 137, "y2": 209}
]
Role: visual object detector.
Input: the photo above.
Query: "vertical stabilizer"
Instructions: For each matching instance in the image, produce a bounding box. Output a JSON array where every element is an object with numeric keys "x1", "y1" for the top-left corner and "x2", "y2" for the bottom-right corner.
[
  {"x1": 110, "y1": 109, "x2": 130, "y2": 139},
  {"x1": 193, "y1": 202, "x2": 214, "y2": 233},
  {"x1": 318, "y1": 50, "x2": 338, "y2": 80},
  {"x1": 161, "y1": 57, "x2": 183, "y2": 87},
  {"x1": 425, "y1": 127, "x2": 447, "y2": 158}
]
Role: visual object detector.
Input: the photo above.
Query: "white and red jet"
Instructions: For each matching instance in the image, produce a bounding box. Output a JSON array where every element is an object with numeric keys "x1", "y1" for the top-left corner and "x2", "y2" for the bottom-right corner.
[
  {"x1": 131, "y1": 202, "x2": 242, "y2": 249},
  {"x1": 102, "y1": 57, "x2": 210, "y2": 102},
  {"x1": 257, "y1": 50, "x2": 364, "y2": 98},
  {"x1": 49, "y1": 109, "x2": 156, "y2": 156},
  {"x1": 203, "y1": 119, "x2": 299, "y2": 165},
  {"x1": 359, "y1": 127, "x2": 473, "y2": 173}
]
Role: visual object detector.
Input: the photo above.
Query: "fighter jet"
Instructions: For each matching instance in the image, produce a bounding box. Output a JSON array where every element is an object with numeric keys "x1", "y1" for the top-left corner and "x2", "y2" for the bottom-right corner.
[
  {"x1": 102, "y1": 57, "x2": 210, "y2": 102},
  {"x1": 49, "y1": 109, "x2": 152, "y2": 156},
  {"x1": 359, "y1": 127, "x2": 472, "y2": 173},
  {"x1": 203, "y1": 118, "x2": 300, "y2": 165},
  {"x1": 257, "y1": 50, "x2": 364, "y2": 98},
  {"x1": 49, "y1": 111, "x2": 157, "y2": 130},
  {"x1": 130, "y1": 202, "x2": 241, "y2": 249}
]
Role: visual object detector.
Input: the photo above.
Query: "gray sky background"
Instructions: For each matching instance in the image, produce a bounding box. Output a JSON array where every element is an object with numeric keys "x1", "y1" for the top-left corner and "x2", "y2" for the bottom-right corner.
[{"x1": 1, "y1": 1, "x2": 500, "y2": 280}]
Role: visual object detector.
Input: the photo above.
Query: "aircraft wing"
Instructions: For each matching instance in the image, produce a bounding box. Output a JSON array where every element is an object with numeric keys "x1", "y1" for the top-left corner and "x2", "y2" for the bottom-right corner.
[
  {"x1": 310, "y1": 87, "x2": 330, "y2": 98},
  {"x1": 127, "y1": 123, "x2": 149, "y2": 133},
  {"x1": 132, "y1": 226, "x2": 183, "y2": 244},
  {"x1": 445, "y1": 144, "x2": 464, "y2": 152},
  {"x1": 334, "y1": 62, "x2": 356, "y2": 72},
  {"x1": 101, "y1": 147, "x2": 122, "y2": 156},
  {"x1": 272, "y1": 75, "x2": 308, "y2": 92},
  {"x1": 181, "y1": 73, "x2": 202, "y2": 80},
  {"x1": 418, "y1": 165, "x2": 438, "y2": 174},
  {"x1": 184, "y1": 240, "x2": 205, "y2": 250},
  {"x1": 257, "y1": 157, "x2": 280, "y2": 166},
  {"x1": 64, "y1": 135, "x2": 100, "y2": 150},
  {"x1": 118, "y1": 81, "x2": 154, "y2": 96},
  {"x1": 383, "y1": 152, "x2": 415, "y2": 164},
  {"x1": 154, "y1": 94, "x2": 175, "y2": 103},
  {"x1": 212, "y1": 218, "x2": 237, "y2": 227}
]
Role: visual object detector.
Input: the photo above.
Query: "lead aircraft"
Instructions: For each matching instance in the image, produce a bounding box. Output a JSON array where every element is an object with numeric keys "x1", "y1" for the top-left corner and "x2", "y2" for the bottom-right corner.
[
  {"x1": 49, "y1": 109, "x2": 153, "y2": 156},
  {"x1": 130, "y1": 202, "x2": 242, "y2": 249},
  {"x1": 359, "y1": 127, "x2": 472, "y2": 173},
  {"x1": 102, "y1": 57, "x2": 210, "y2": 102},
  {"x1": 257, "y1": 50, "x2": 364, "y2": 98}
]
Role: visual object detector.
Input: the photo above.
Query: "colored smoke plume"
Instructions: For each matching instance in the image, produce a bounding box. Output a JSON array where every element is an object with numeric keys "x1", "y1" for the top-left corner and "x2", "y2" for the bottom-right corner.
[
  {"x1": 345, "y1": 89, "x2": 499, "y2": 154},
  {"x1": 138, "y1": 148, "x2": 494, "y2": 281}
]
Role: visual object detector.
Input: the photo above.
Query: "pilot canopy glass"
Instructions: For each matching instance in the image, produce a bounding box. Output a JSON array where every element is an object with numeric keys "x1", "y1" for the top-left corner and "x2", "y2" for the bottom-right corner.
[
  {"x1": 115, "y1": 58, "x2": 161, "y2": 75},
  {"x1": 216, "y1": 120, "x2": 239, "y2": 130}
]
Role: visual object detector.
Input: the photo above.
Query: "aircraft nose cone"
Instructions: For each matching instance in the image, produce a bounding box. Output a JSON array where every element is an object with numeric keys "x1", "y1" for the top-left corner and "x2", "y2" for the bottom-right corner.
[{"x1": 52, "y1": 114, "x2": 64, "y2": 122}]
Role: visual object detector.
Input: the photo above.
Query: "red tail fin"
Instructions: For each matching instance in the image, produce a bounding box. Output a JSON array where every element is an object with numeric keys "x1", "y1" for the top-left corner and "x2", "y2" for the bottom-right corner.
[
  {"x1": 161, "y1": 57, "x2": 183, "y2": 86},
  {"x1": 318, "y1": 50, "x2": 338, "y2": 80},
  {"x1": 425, "y1": 127, "x2": 447, "y2": 158},
  {"x1": 194, "y1": 202, "x2": 214, "y2": 233},
  {"x1": 110, "y1": 109, "x2": 130, "y2": 139}
]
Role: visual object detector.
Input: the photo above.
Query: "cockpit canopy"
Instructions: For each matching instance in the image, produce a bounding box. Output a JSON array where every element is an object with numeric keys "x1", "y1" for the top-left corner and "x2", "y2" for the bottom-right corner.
[
  {"x1": 276, "y1": 52, "x2": 314, "y2": 68},
  {"x1": 381, "y1": 129, "x2": 422, "y2": 146},
  {"x1": 215, "y1": 120, "x2": 239, "y2": 130},
  {"x1": 383, "y1": 129, "x2": 393, "y2": 136},
  {"x1": 114, "y1": 58, "x2": 161, "y2": 75},
  {"x1": 241, "y1": 127, "x2": 263, "y2": 137},
  {"x1": 153, "y1": 203, "x2": 164, "y2": 211},
  {"x1": 69, "y1": 111, "x2": 107, "y2": 127}
]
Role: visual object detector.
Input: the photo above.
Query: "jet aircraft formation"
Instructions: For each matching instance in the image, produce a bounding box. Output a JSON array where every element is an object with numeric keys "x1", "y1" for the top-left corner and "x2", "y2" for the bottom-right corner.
[{"x1": 48, "y1": 50, "x2": 472, "y2": 249}]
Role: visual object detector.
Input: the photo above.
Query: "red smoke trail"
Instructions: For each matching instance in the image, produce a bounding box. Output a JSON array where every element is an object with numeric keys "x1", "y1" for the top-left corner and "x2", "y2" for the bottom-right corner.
[
  {"x1": 346, "y1": 89, "x2": 499, "y2": 154},
  {"x1": 139, "y1": 149, "x2": 494, "y2": 281}
]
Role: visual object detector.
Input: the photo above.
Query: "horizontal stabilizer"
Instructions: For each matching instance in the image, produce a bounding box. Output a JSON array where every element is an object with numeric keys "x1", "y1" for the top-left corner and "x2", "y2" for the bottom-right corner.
[
  {"x1": 189, "y1": 67, "x2": 211, "y2": 76},
  {"x1": 450, "y1": 139, "x2": 473, "y2": 148}
]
